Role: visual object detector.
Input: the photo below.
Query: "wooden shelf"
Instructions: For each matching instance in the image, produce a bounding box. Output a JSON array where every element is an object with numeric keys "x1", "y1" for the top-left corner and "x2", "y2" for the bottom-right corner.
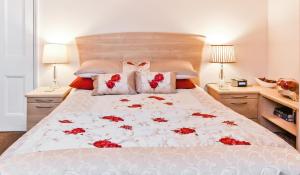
[
  {"x1": 262, "y1": 113, "x2": 297, "y2": 136},
  {"x1": 260, "y1": 88, "x2": 299, "y2": 110}
]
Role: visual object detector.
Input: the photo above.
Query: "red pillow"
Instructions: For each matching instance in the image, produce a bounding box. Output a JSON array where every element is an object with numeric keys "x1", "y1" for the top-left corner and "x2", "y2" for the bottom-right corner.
[
  {"x1": 176, "y1": 79, "x2": 196, "y2": 89},
  {"x1": 69, "y1": 77, "x2": 93, "y2": 90}
]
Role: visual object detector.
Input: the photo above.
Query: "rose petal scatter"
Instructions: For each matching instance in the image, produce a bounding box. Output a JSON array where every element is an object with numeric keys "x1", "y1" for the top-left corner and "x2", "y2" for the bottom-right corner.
[
  {"x1": 102, "y1": 116, "x2": 124, "y2": 122},
  {"x1": 192, "y1": 113, "x2": 216, "y2": 118},
  {"x1": 219, "y1": 137, "x2": 251, "y2": 145},
  {"x1": 153, "y1": 118, "x2": 168, "y2": 123},
  {"x1": 93, "y1": 140, "x2": 122, "y2": 148},
  {"x1": 64, "y1": 128, "x2": 85, "y2": 135},
  {"x1": 173, "y1": 128, "x2": 196, "y2": 135}
]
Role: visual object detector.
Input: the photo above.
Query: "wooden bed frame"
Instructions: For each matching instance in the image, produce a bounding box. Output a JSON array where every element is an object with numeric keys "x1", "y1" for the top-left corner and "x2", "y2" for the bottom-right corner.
[{"x1": 76, "y1": 32, "x2": 205, "y2": 84}]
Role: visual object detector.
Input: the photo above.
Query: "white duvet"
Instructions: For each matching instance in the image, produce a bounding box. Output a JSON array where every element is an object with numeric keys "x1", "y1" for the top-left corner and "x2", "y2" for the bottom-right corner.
[{"x1": 0, "y1": 87, "x2": 300, "y2": 175}]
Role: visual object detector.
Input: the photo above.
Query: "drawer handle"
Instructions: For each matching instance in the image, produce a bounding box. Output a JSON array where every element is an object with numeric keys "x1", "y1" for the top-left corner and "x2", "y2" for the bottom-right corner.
[
  {"x1": 35, "y1": 106, "x2": 54, "y2": 109},
  {"x1": 230, "y1": 102, "x2": 248, "y2": 105},
  {"x1": 35, "y1": 99, "x2": 54, "y2": 103},
  {"x1": 231, "y1": 96, "x2": 248, "y2": 99}
]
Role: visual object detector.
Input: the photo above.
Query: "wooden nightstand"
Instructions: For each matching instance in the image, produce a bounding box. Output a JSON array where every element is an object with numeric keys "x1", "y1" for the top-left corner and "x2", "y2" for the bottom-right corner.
[
  {"x1": 25, "y1": 87, "x2": 71, "y2": 130},
  {"x1": 206, "y1": 84, "x2": 260, "y2": 122}
]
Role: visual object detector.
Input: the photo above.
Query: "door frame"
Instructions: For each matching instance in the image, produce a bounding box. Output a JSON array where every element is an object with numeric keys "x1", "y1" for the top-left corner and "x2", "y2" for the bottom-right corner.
[{"x1": 33, "y1": 0, "x2": 38, "y2": 88}]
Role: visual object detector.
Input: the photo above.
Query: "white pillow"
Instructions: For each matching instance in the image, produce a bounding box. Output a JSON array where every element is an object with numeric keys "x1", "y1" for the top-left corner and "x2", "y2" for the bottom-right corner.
[
  {"x1": 150, "y1": 60, "x2": 198, "y2": 79},
  {"x1": 135, "y1": 72, "x2": 176, "y2": 94},
  {"x1": 75, "y1": 59, "x2": 122, "y2": 78},
  {"x1": 92, "y1": 72, "x2": 136, "y2": 95}
]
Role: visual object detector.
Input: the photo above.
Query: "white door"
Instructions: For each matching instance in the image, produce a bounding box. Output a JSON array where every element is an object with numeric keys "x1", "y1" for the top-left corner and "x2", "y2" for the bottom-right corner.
[{"x1": 0, "y1": 0, "x2": 34, "y2": 131}]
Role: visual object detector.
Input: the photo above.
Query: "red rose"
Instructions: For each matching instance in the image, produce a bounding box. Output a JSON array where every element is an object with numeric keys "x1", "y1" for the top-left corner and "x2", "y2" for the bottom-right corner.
[
  {"x1": 120, "y1": 125, "x2": 132, "y2": 130},
  {"x1": 93, "y1": 140, "x2": 122, "y2": 148},
  {"x1": 173, "y1": 128, "x2": 196, "y2": 135},
  {"x1": 192, "y1": 113, "x2": 216, "y2": 118},
  {"x1": 282, "y1": 81, "x2": 290, "y2": 90},
  {"x1": 154, "y1": 73, "x2": 164, "y2": 82},
  {"x1": 59, "y1": 120, "x2": 73, "y2": 124},
  {"x1": 153, "y1": 118, "x2": 168, "y2": 123},
  {"x1": 149, "y1": 80, "x2": 159, "y2": 89},
  {"x1": 64, "y1": 128, "x2": 85, "y2": 135},
  {"x1": 106, "y1": 80, "x2": 115, "y2": 89},
  {"x1": 111, "y1": 74, "x2": 121, "y2": 82},
  {"x1": 219, "y1": 137, "x2": 251, "y2": 145},
  {"x1": 148, "y1": 96, "x2": 165, "y2": 101},
  {"x1": 102, "y1": 116, "x2": 124, "y2": 122}
]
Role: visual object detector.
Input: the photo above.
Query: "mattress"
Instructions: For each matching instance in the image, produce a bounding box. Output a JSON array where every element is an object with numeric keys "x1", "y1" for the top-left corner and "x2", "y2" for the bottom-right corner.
[{"x1": 0, "y1": 87, "x2": 299, "y2": 175}]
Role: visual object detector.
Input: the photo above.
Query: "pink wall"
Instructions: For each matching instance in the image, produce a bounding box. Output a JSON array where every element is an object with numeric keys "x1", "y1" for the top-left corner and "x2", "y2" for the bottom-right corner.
[
  {"x1": 267, "y1": 0, "x2": 300, "y2": 81},
  {"x1": 37, "y1": 0, "x2": 269, "y2": 87}
]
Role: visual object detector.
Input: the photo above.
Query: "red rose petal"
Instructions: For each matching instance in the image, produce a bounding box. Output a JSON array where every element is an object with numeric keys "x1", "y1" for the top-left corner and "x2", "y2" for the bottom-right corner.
[
  {"x1": 154, "y1": 73, "x2": 164, "y2": 82},
  {"x1": 106, "y1": 80, "x2": 115, "y2": 89},
  {"x1": 127, "y1": 61, "x2": 135, "y2": 65},
  {"x1": 120, "y1": 125, "x2": 132, "y2": 130},
  {"x1": 102, "y1": 116, "x2": 124, "y2": 122},
  {"x1": 219, "y1": 137, "x2": 251, "y2": 145},
  {"x1": 148, "y1": 96, "x2": 165, "y2": 101},
  {"x1": 138, "y1": 62, "x2": 147, "y2": 67},
  {"x1": 111, "y1": 74, "x2": 121, "y2": 82},
  {"x1": 153, "y1": 117, "x2": 168, "y2": 123},
  {"x1": 93, "y1": 140, "x2": 122, "y2": 148},
  {"x1": 64, "y1": 128, "x2": 85, "y2": 135},
  {"x1": 173, "y1": 128, "x2": 196, "y2": 135},
  {"x1": 59, "y1": 120, "x2": 73, "y2": 124},
  {"x1": 164, "y1": 102, "x2": 173, "y2": 106},
  {"x1": 120, "y1": 99, "x2": 130, "y2": 102},
  {"x1": 222, "y1": 121, "x2": 238, "y2": 126},
  {"x1": 149, "y1": 80, "x2": 159, "y2": 89},
  {"x1": 192, "y1": 112, "x2": 216, "y2": 118},
  {"x1": 128, "y1": 104, "x2": 142, "y2": 108}
]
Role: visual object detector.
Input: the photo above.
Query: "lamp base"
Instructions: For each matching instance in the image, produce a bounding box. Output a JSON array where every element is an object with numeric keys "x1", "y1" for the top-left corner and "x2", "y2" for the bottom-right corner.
[
  {"x1": 218, "y1": 63, "x2": 229, "y2": 90},
  {"x1": 218, "y1": 79, "x2": 226, "y2": 88},
  {"x1": 44, "y1": 64, "x2": 60, "y2": 92},
  {"x1": 44, "y1": 82, "x2": 59, "y2": 92},
  {"x1": 51, "y1": 80, "x2": 60, "y2": 90},
  {"x1": 218, "y1": 79, "x2": 230, "y2": 90}
]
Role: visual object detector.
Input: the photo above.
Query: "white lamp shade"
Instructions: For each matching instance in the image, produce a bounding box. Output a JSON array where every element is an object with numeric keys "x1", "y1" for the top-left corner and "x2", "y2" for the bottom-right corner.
[
  {"x1": 42, "y1": 44, "x2": 68, "y2": 64},
  {"x1": 210, "y1": 45, "x2": 236, "y2": 63}
]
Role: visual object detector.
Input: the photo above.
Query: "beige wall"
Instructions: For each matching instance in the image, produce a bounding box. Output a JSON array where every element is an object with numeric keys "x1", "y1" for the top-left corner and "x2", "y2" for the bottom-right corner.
[
  {"x1": 37, "y1": 0, "x2": 269, "y2": 87},
  {"x1": 267, "y1": 0, "x2": 300, "y2": 81}
]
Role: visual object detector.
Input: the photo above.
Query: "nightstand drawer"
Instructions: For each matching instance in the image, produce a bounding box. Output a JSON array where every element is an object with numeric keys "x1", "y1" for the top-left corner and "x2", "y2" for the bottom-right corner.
[
  {"x1": 221, "y1": 94, "x2": 258, "y2": 99},
  {"x1": 222, "y1": 99, "x2": 258, "y2": 119},
  {"x1": 27, "y1": 97, "x2": 64, "y2": 103},
  {"x1": 27, "y1": 103, "x2": 59, "y2": 129},
  {"x1": 28, "y1": 103, "x2": 59, "y2": 115},
  {"x1": 26, "y1": 87, "x2": 71, "y2": 130}
]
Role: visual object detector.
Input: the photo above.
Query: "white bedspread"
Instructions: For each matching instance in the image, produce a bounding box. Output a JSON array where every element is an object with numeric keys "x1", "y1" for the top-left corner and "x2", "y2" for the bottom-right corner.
[{"x1": 0, "y1": 87, "x2": 299, "y2": 175}]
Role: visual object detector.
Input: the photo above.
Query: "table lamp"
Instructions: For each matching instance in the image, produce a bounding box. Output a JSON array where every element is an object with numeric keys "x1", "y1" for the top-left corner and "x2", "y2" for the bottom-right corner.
[
  {"x1": 210, "y1": 45, "x2": 236, "y2": 89},
  {"x1": 42, "y1": 43, "x2": 68, "y2": 90}
]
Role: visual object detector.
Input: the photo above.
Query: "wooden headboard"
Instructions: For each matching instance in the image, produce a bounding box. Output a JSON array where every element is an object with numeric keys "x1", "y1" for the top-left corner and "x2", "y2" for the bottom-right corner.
[{"x1": 76, "y1": 32, "x2": 206, "y2": 84}]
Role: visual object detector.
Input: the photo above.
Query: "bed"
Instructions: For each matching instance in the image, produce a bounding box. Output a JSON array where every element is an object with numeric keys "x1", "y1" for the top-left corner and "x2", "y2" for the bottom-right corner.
[{"x1": 0, "y1": 33, "x2": 299, "y2": 175}]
